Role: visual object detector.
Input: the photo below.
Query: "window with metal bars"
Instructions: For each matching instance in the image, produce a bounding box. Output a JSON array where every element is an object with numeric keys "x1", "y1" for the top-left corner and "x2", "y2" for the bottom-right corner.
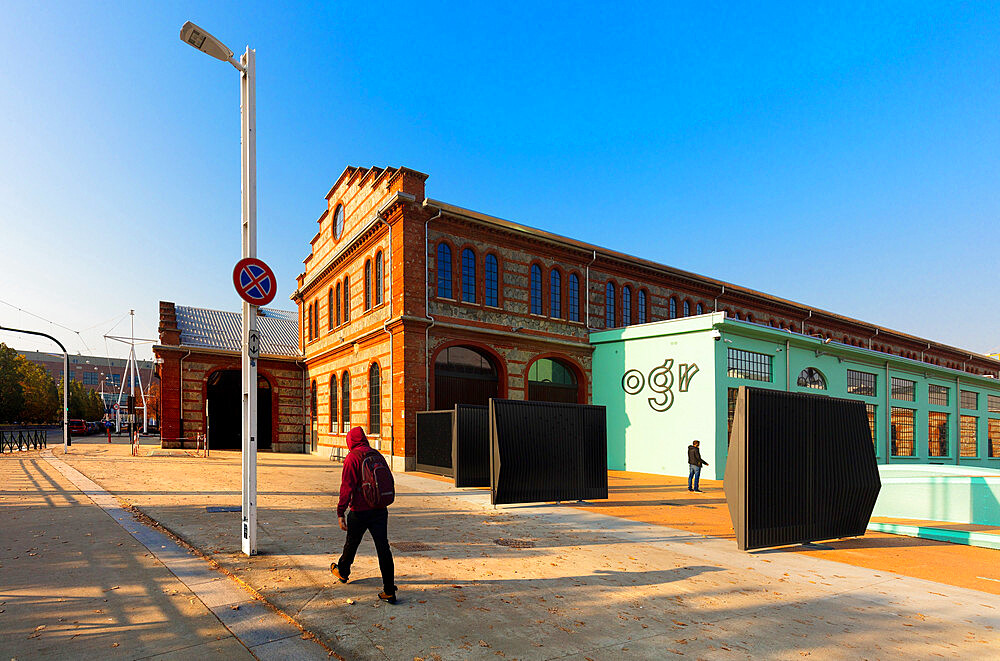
[
  {"x1": 341, "y1": 371, "x2": 350, "y2": 434},
  {"x1": 461, "y1": 248, "x2": 476, "y2": 303},
  {"x1": 989, "y1": 395, "x2": 1000, "y2": 413},
  {"x1": 928, "y1": 384, "x2": 949, "y2": 407},
  {"x1": 928, "y1": 411, "x2": 949, "y2": 457},
  {"x1": 437, "y1": 244, "x2": 452, "y2": 299},
  {"x1": 368, "y1": 363, "x2": 380, "y2": 435},
  {"x1": 485, "y1": 254, "x2": 498, "y2": 307},
  {"x1": 622, "y1": 286, "x2": 631, "y2": 327},
  {"x1": 727, "y1": 387, "x2": 738, "y2": 442},
  {"x1": 847, "y1": 369, "x2": 876, "y2": 397},
  {"x1": 961, "y1": 390, "x2": 978, "y2": 410},
  {"x1": 960, "y1": 415, "x2": 978, "y2": 457},
  {"x1": 375, "y1": 251, "x2": 383, "y2": 306},
  {"x1": 989, "y1": 418, "x2": 1000, "y2": 458},
  {"x1": 605, "y1": 282, "x2": 615, "y2": 328},
  {"x1": 530, "y1": 265, "x2": 543, "y2": 314},
  {"x1": 329, "y1": 374, "x2": 337, "y2": 432},
  {"x1": 866, "y1": 403, "x2": 877, "y2": 444},
  {"x1": 568, "y1": 274, "x2": 579, "y2": 322},
  {"x1": 727, "y1": 348, "x2": 772, "y2": 382},
  {"x1": 891, "y1": 377, "x2": 915, "y2": 402},
  {"x1": 797, "y1": 368, "x2": 826, "y2": 390},
  {"x1": 890, "y1": 407, "x2": 915, "y2": 457}
]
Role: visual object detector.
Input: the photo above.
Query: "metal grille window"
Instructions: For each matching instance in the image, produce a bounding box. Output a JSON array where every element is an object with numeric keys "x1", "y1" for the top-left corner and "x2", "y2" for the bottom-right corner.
[
  {"x1": 622, "y1": 286, "x2": 631, "y2": 327},
  {"x1": 368, "y1": 363, "x2": 380, "y2": 435},
  {"x1": 530, "y1": 265, "x2": 543, "y2": 314},
  {"x1": 989, "y1": 418, "x2": 1000, "y2": 458},
  {"x1": 961, "y1": 390, "x2": 979, "y2": 410},
  {"x1": 866, "y1": 403, "x2": 877, "y2": 444},
  {"x1": 375, "y1": 251, "x2": 383, "y2": 306},
  {"x1": 928, "y1": 384, "x2": 949, "y2": 407},
  {"x1": 727, "y1": 387, "x2": 738, "y2": 441},
  {"x1": 960, "y1": 415, "x2": 978, "y2": 456},
  {"x1": 890, "y1": 407, "x2": 915, "y2": 457},
  {"x1": 461, "y1": 248, "x2": 476, "y2": 303},
  {"x1": 638, "y1": 290, "x2": 647, "y2": 324},
  {"x1": 568, "y1": 274, "x2": 579, "y2": 321},
  {"x1": 847, "y1": 369, "x2": 876, "y2": 397},
  {"x1": 364, "y1": 259, "x2": 372, "y2": 310},
  {"x1": 335, "y1": 282, "x2": 342, "y2": 326},
  {"x1": 329, "y1": 375, "x2": 337, "y2": 432},
  {"x1": 341, "y1": 371, "x2": 350, "y2": 434},
  {"x1": 727, "y1": 348, "x2": 773, "y2": 382},
  {"x1": 605, "y1": 282, "x2": 615, "y2": 328},
  {"x1": 928, "y1": 411, "x2": 949, "y2": 457},
  {"x1": 437, "y1": 243, "x2": 452, "y2": 298},
  {"x1": 343, "y1": 276, "x2": 350, "y2": 322},
  {"x1": 797, "y1": 368, "x2": 826, "y2": 390},
  {"x1": 550, "y1": 269, "x2": 561, "y2": 318},
  {"x1": 989, "y1": 395, "x2": 1000, "y2": 413},
  {"x1": 669, "y1": 297, "x2": 677, "y2": 319},
  {"x1": 485, "y1": 254, "x2": 498, "y2": 307},
  {"x1": 891, "y1": 377, "x2": 915, "y2": 402}
]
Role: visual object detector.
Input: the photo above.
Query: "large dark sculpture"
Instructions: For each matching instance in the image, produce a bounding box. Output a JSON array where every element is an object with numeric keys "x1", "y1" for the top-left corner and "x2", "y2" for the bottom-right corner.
[
  {"x1": 489, "y1": 399, "x2": 608, "y2": 505},
  {"x1": 453, "y1": 404, "x2": 490, "y2": 488},
  {"x1": 723, "y1": 386, "x2": 881, "y2": 551},
  {"x1": 415, "y1": 410, "x2": 454, "y2": 476}
]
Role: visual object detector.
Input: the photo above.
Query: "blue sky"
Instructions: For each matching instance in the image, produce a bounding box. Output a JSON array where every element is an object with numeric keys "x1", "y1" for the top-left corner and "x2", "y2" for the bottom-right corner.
[{"x1": 1, "y1": 2, "x2": 998, "y2": 360}]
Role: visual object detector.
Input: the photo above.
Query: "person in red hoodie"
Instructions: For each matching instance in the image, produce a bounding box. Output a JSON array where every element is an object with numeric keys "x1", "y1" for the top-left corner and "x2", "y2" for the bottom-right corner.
[{"x1": 330, "y1": 427, "x2": 397, "y2": 603}]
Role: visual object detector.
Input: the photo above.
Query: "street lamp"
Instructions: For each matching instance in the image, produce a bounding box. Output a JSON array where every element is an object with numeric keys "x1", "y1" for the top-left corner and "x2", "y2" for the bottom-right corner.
[{"x1": 179, "y1": 21, "x2": 259, "y2": 557}]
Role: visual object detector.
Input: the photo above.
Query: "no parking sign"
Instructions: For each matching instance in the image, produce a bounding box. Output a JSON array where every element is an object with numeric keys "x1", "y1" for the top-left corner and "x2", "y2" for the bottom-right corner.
[{"x1": 232, "y1": 257, "x2": 277, "y2": 306}]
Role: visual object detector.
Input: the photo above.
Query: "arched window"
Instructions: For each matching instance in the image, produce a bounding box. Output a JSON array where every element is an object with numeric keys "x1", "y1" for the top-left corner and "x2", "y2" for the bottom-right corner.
[
  {"x1": 333, "y1": 203, "x2": 344, "y2": 239},
  {"x1": 683, "y1": 300, "x2": 690, "y2": 317},
  {"x1": 797, "y1": 368, "x2": 827, "y2": 390},
  {"x1": 328, "y1": 288, "x2": 334, "y2": 330},
  {"x1": 375, "y1": 251, "x2": 383, "y2": 306},
  {"x1": 530, "y1": 265, "x2": 543, "y2": 314},
  {"x1": 368, "y1": 363, "x2": 381, "y2": 435},
  {"x1": 568, "y1": 274, "x2": 580, "y2": 322},
  {"x1": 696, "y1": 302, "x2": 704, "y2": 315},
  {"x1": 342, "y1": 276, "x2": 350, "y2": 322},
  {"x1": 341, "y1": 371, "x2": 351, "y2": 433},
  {"x1": 307, "y1": 302, "x2": 314, "y2": 340},
  {"x1": 622, "y1": 286, "x2": 632, "y2": 327},
  {"x1": 314, "y1": 303, "x2": 320, "y2": 337},
  {"x1": 734, "y1": 311, "x2": 741, "y2": 320},
  {"x1": 461, "y1": 248, "x2": 476, "y2": 303},
  {"x1": 747, "y1": 313, "x2": 754, "y2": 323},
  {"x1": 329, "y1": 374, "x2": 338, "y2": 432},
  {"x1": 485, "y1": 254, "x2": 499, "y2": 307},
  {"x1": 669, "y1": 297, "x2": 677, "y2": 319},
  {"x1": 605, "y1": 282, "x2": 616, "y2": 328},
  {"x1": 527, "y1": 357, "x2": 579, "y2": 404},
  {"x1": 434, "y1": 345, "x2": 500, "y2": 410},
  {"x1": 335, "y1": 282, "x2": 342, "y2": 326},
  {"x1": 437, "y1": 243, "x2": 452, "y2": 298},
  {"x1": 364, "y1": 259, "x2": 372, "y2": 311},
  {"x1": 638, "y1": 290, "x2": 647, "y2": 324},
  {"x1": 550, "y1": 269, "x2": 561, "y2": 318}
]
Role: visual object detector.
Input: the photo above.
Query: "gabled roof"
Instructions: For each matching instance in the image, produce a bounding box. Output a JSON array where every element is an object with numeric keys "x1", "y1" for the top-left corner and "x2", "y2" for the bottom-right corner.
[{"x1": 174, "y1": 305, "x2": 300, "y2": 357}]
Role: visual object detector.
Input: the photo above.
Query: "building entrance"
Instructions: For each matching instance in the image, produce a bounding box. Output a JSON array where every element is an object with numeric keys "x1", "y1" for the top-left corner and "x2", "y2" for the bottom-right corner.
[
  {"x1": 527, "y1": 358, "x2": 579, "y2": 404},
  {"x1": 206, "y1": 370, "x2": 272, "y2": 450},
  {"x1": 434, "y1": 346, "x2": 499, "y2": 410}
]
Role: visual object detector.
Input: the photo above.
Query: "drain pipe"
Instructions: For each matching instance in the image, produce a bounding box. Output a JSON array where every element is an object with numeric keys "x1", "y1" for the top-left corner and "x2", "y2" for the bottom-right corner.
[
  {"x1": 869, "y1": 328, "x2": 879, "y2": 350},
  {"x1": 713, "y1": 285, "x2": 726, "y2": 313},
  {"x1": 375, "y1": 210, "x2": 394, "y2": 457},
  {"x1": 801, "y1": 310, "x2": 812, "y2": 334},
  {"x1": 585, "y1": 250, "x2": 597, "y2": 328},
  {"x1": 920, "y1": 342, "x2": 931, "y2": 363},
  {"x1": 422, "y1": 204, "x2": 444, "y2": 406}
]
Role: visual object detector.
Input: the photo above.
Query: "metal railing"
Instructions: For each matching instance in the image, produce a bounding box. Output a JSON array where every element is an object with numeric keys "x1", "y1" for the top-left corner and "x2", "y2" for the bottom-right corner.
[{"x1": 1, "y1": 429, "x2": 49, "y2": 453}]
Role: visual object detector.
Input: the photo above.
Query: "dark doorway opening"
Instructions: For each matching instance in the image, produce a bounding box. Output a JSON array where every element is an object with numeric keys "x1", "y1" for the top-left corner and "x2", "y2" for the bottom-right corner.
[
  {"x1": 527, "y1": 358, "x2": 579, "y2": 404},
  {"x1": 206, "y1": 370, "x2": 272, "y2": 450},
  {"x1": 434, "y1": 346, "x2": 499, "y2": 410}
]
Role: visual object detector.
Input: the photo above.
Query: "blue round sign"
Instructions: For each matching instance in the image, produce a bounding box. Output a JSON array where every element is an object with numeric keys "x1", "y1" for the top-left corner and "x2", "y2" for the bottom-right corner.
[{"x1": 233, "y1": 257, "x2": 277, "y2": 306}]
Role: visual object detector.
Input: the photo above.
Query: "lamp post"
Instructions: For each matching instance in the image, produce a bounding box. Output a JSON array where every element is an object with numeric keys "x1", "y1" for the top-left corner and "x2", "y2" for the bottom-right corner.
[
  {"x1": 0, "y1": 325, "x2": 69, "y2": 452},
  {"x1": 179, "y1": 21, "x2": 258, "y2": 557}
]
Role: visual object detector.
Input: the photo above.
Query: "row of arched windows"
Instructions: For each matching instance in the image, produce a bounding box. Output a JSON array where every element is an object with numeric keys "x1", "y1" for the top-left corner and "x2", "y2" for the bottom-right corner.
[
  {"x1": 317, "y1": 363, "x2": 382, "y2": 436},
  {"x1": 529, "y1": 264, "x2": 582, "y2": 321},
  {"x1": 437, "y1": 243, "x2": 502, "y2": 307},
  {"x1": 307, "y1": 250, "x2": 385, "y2": 344},
  {"x1": 605, "y1": 283, "x2": 651, "y2": 328}
]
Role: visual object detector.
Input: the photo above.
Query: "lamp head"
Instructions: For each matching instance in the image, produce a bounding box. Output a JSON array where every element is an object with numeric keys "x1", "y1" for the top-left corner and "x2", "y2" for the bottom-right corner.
[{"x1": 180, "y1": 21, "x2": 235, "y2": 63}]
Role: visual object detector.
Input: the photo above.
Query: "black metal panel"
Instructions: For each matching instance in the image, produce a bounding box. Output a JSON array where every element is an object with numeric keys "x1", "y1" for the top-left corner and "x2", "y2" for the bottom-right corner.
[
  {"x1": 416, "y1": 410, "x2": 455, "y2": 477},
  {"x1": 453, "y1": 404, "x2": 489, "y2": 488},
  {"x1": 489, "y1": 399, "x2": 608, "y2": 505},
  {"x1": 723, "y1": 386, "x2": 881, "y2": 551}
]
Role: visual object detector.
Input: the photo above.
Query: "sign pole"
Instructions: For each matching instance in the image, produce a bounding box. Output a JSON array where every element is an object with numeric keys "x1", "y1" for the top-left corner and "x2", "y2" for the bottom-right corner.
[{"x1": 240, "y1": 45, "x2": 258, "y2": 557}]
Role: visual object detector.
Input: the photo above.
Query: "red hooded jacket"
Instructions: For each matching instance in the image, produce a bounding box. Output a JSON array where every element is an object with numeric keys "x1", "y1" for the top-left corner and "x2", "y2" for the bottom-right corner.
[{"x1": 337, "y1": 427, "x2": 382, "y2": 517}]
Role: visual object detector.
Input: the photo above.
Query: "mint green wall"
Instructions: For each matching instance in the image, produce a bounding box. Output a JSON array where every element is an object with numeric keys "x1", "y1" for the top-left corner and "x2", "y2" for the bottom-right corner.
[
  {"x1": 874, "y1": 465, "x2": 1000, "y2": 526},
  {"x1": 592, "y1": 314, "x2": 721, "y2": 478}
]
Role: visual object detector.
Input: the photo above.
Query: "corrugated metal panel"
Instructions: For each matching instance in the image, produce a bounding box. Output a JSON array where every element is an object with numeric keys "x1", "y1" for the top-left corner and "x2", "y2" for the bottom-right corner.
[
  {"x1": 416, "y1": 410, "x2": 454, "y2": 477},
  {"x1": 175, "y1": 305, "x2": 300, "y2": 357},
  {"x1": 453, "y1": 404, "x2": 489, "y2": 488}
]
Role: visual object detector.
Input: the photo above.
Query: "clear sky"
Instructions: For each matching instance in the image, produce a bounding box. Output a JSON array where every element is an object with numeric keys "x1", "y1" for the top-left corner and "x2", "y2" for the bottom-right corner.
[{"x1": 1, "y1": 2, "x2": 998, "y2": 361}]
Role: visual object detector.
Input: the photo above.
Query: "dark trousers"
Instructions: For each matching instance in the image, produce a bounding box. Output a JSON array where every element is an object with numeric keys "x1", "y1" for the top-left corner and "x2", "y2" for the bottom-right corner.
[{"x1": 337, "y1": 508, "x2": 395, "y2": 593}]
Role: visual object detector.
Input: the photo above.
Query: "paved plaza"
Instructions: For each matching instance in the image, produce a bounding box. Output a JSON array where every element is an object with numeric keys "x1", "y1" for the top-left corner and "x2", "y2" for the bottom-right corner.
[{"x1": 2, "y1": 436, "x2": 999, "y2": 659}]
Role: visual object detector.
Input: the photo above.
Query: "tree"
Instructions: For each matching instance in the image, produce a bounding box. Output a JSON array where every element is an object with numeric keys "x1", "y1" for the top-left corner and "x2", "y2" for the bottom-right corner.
[
  {"x1": 0, "y1": 343, "x2": 25, "y2": 423},
  {"x1": 17, "y1": 356, "x2": 59, "y2": 423}
]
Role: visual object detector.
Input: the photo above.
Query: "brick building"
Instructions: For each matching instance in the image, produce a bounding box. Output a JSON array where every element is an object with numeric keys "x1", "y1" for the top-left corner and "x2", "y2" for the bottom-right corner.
[
  {"x1": 16, "y1": 350, "x2": 157, "y2": 415},
  {"x1": 154, "y1": 302, "x2": 306, "y2": 452},
  {"x1": 292, "y1": 165, "x2": 1000, "y2": 470}
]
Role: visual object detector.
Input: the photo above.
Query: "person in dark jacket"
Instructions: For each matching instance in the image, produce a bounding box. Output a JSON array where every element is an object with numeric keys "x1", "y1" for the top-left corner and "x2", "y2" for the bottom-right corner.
[
  {"x1": 330, "y1": 427, "x2": 397, "y2": 603},
  {"x1": 687, "y1": 440, "x2": 708, "y2": 492}
]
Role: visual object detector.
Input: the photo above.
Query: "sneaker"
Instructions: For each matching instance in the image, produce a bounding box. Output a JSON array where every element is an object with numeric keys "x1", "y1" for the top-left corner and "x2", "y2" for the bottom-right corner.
[
  {"x1": 330, "y1": 562, "x2": 347, "y2": 583},
  {"x1": 694, "y1": 489, "x2": 704, "y2": 493},
  {"x1": 378, "y1": 587, "x2": 398, "y2": 604}
]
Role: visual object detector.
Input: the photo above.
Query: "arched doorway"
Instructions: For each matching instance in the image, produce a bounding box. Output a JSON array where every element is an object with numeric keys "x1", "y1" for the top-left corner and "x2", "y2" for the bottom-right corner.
[
  {"x1": 206, "y1": 370, "x2": 272, "y2": 450},
  {"x1": 434, "y1": 345, "x2": 499, "y2": 410},
  {"x1": 527, "y1": 357, "x2": 579, "y2": 404}
]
